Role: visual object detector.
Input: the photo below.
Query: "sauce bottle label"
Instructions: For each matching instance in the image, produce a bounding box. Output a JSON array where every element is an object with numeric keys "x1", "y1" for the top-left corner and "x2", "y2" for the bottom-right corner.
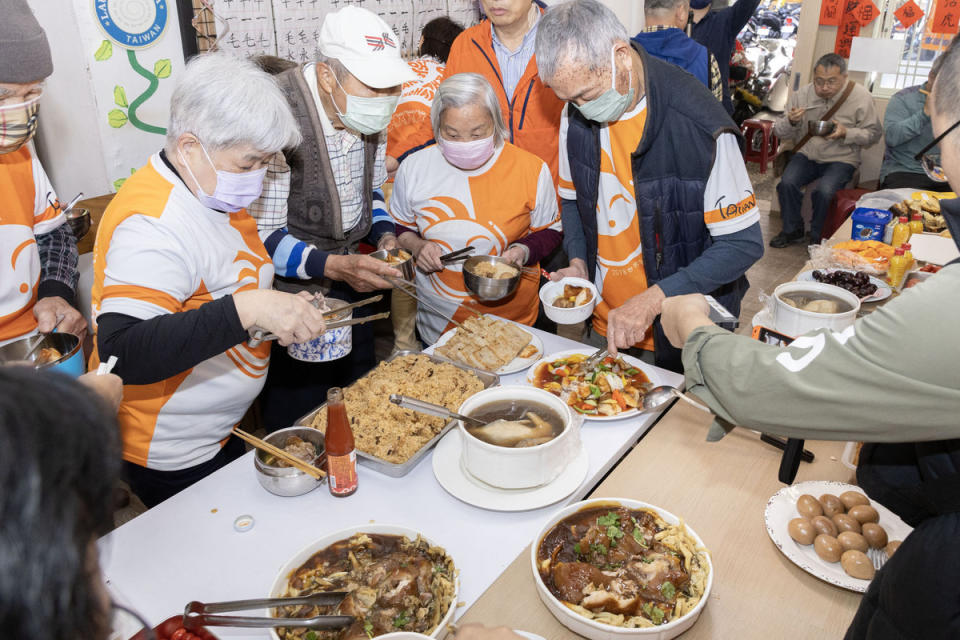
[{"x1": 328, "y1": 451, "x2": 358, "y2": 494}]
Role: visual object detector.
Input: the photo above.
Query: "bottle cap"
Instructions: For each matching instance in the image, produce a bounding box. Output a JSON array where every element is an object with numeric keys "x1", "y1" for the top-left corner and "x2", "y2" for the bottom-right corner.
[
  {"x1": 911, "y1": 212, "x2": 922, "y2": 219},
  {"x1": 903, "y1": 243, "x2": 912, "y2": 250},
  {"x1": 894, "y1": 247, "x2": 905, "y2": 255},
  {"x1": 899, "y1": 216, "x2": 909, "y2": 223}
]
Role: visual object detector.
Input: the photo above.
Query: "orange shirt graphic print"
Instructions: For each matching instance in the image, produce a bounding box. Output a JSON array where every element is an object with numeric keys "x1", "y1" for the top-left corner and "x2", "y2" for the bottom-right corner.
[{"x1": 0, "y1": 227, "x2": 40, "y2": 341}]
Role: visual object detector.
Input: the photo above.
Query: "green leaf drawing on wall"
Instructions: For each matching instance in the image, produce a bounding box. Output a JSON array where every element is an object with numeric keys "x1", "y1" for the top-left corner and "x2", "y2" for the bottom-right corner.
[
  {"x1": 94, "y1": 40, "x2": 113, "y2": 61},
  {"x1": 113, "y1": 177, "x2": 127, "y2": 191},
  {"x1": 154, "y1": 59, "x2": 172, "y2": 79},
  {"x1": 131, "y1": 167, "x2": 136, "y2": 175},
  {"x1": 108, "y1": 109, "x2": 128, "y2": 128},
  {"x1": 114, "y1": 86, "x2": 128, "y2": 108}
]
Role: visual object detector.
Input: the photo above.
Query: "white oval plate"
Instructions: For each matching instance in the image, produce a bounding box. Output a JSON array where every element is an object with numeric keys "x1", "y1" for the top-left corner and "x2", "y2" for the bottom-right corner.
[
  {"x1": 797, "y1": 269, "x2": 892, "y2": 302},
  {"x1": 523, "y1": 349, "x2": 662, "y2": 422},
  {"x1": 432, "y1": 429, "x2": 589, "y2": 512},
  {"x1": 764, "y1": 480, "x2": 912, "y2": 592},
  {"x1": 434, "y1": 322, "x2": 543, "y2": 375}
]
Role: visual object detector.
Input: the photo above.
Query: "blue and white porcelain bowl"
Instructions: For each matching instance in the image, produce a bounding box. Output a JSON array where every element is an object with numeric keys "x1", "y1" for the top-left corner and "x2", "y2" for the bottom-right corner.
[{"x1": 287, "y1": 298, "x2": 353, "y2": 362}]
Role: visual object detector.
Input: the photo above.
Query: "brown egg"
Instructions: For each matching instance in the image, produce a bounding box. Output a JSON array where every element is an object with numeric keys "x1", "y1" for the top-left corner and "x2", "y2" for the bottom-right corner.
[
  {"x1": 861, "y1": 522, "x2": 889, "y2": 549},
  {"x1": 814, "y1": 534, "x2": 843, "y2": 563},
  {"x1": 885, "y1": 540, "x2": 902, "y2": 557},
  {"x1": 797, "y1": 494, "x2": 824, "y2": 519},
  {"x1": 837, "y1": 531, "x2": 869, "y2": 553},
  {"x1": 788, "y1": 517, "x2": 816, "y2": 545},
  {"x1": 819, "y1": 493, "x2": 845, "y2": 517},
  {"x1": 841, "y1": 549, "x2": 875, "y2": 580},
  {"x1": 832, "y1": 513, "x2": 862, "y2": 534},
  {"x1": 811, "y1": 515, "x2": 839, "y2": 537},
  {"x1": 840, "y1": 490, "x2": 870, "y2": 510},
  {"x1": 848, "y1": 505, "x2": 880, "y2": 524}
]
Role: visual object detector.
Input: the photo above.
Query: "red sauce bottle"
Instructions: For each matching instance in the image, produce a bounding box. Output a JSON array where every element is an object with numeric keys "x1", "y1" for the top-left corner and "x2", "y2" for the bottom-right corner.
[{"x1": 325, "y1": 387, "x2": 357, "y2": 497}]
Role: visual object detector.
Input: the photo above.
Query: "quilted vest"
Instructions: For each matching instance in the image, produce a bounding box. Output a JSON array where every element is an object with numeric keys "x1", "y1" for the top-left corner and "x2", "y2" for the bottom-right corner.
[{"x1": 565, "y1": 42, "x2": 746, "y2": 370}]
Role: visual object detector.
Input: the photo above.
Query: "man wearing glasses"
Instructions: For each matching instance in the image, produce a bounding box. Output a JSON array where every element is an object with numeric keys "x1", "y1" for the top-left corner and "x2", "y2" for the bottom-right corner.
[{"x1": 769, "y1": 53, "x2": 881, "y2": 248}]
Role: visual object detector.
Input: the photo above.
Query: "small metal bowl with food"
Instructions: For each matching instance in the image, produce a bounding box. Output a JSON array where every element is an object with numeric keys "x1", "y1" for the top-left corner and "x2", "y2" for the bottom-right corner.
[
  {"x1": 539, "y1": 277, "x2": 599, "y2": 324},
  {"x1": 463, "y1": 255, "x2": 522, "y2": 301},
  {"x1": 371, "y1": 247, "x2": 415, "y2": 281},
  {"x1": 532, "y1": 498, "x2": 713, "y2": 640},
  {"x1": 0, "y1": 332, "x2": 85, "y2": 377},
  {"x1": 457, "y1": 385, "x2": 582, "y2": 490},
  {"x1": 253, "y1": 426, "x2": 326, "y2": 497},
  {"x1": 808, "y1": 120, "x2": 836, "y2": 137}
]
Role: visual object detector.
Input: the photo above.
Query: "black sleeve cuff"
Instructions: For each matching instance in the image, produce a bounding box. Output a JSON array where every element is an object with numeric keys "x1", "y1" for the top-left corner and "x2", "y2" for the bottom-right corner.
[{"x1": 38, "y1": 280, "x2": 77, "y2": 307}]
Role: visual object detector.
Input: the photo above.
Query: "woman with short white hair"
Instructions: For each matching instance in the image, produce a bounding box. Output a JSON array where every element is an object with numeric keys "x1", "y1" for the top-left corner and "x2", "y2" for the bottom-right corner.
[
  {"x1": 89, "y1": 53, "x2": 327, "y2": 507},
  {"x1": 391, "y1": 72, "x2": 561, "y2": 344}
]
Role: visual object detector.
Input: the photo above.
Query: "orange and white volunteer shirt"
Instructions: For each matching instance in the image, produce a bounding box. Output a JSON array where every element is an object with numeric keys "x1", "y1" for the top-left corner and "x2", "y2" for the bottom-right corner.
[
  {"x1": 90, "y1": 153, "x2": 274, "y2": 471},
  {"x1": 391, "y1": 142, "x2": 560, "y2": 344},
  {"x1": 386, "y1": 56, "x2": 444, "y2": 160},
  {"x1": 0, "y1": 145, "x2": 63, "y2": 345},
  {"x1": 558, "y1": 99, "x2": 759, "y2": 350}
]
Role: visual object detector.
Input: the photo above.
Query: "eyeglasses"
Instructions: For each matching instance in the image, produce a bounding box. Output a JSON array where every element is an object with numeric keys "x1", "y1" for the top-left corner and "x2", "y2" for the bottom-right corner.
[
  {"x1": 813, "y1": 77, "x2": 843, "y2": 88},
  {"x1": 914, "y1": 117, "x2": 960, "y2": 183}
]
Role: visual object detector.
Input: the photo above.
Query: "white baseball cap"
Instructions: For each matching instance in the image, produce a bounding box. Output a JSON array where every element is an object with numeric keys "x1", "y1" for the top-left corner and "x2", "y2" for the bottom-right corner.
[{"x1": 318, "y1": 6, "x2": 416, "y2": 89}]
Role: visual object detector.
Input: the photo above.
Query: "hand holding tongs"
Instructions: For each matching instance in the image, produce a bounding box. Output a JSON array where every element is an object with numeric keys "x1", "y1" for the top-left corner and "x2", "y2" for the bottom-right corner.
[
  {"x1": 439, "y1": 246, "x2": 476, "y2": 264},
  {"x1": 247, "y1": 294, "x2": 385, "y2": 348},
  {"x1": 183, "y1": 593, "x2": 354, "y2": 630},
  {"x1": 582, "y1": 346, "x2": 613, "y2": 370}
]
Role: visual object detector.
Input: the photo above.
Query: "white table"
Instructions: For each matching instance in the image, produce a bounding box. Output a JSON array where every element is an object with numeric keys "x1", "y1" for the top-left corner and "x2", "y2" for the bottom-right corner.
[{"x1": 100, "y1": 327, "x2": 683, "y2": 636}]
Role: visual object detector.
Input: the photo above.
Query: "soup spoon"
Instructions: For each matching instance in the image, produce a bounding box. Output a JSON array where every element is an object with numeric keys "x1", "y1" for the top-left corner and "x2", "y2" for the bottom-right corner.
[
  {"x1": 389, "y1": 394, "x2": 486, "y2": 427},
  {"x1": 642, "y1": 385, "x2": 712, "y2": 414}
]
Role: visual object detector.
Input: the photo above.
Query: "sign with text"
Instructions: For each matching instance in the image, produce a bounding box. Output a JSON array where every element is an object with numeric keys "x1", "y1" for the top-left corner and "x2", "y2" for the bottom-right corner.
[
  {"x1": 894, "y1": 0, "x2": 925, "y2": 29},
  {"x1": 820, "y1": 0, "x2": 844, "y2": 26},
  {"x1": 931, "y1": 0, "x2": 960, "y2": 34},
  {"x1": 835, "y1": 0, "x2": 863, "y2": 58}
]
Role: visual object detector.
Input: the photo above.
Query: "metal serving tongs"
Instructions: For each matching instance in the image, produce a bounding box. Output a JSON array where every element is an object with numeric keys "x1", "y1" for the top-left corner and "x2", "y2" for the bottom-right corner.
[
  {"x1": 247, "y1": 294, "x2": 385, "y2": 348},
  {"x1": 439, "y1": 246, "x2": 476, "y2": 264},
  {"x1": 581, "y1": 346, "x2": 611, "y2": 371},
  {"x1": 384, "y1": 275, "x2": 479, "y2": 333},
  {"x1": 183, "y1": 593, "x2": 354, "y2": 631}
]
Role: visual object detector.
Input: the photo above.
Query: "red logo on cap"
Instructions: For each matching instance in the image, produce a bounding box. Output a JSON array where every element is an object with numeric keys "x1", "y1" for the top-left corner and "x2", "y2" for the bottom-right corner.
[{"x1": 364, "y1": 32, "x2": 396, "y2": 51}]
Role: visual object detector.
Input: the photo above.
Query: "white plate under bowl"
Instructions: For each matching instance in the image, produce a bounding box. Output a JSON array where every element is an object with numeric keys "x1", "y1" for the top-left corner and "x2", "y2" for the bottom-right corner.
[
  {"x1": 764, "y1": 480, "x2": 913, "y2": 593},
  {"x1": 524, "y1": 349, "x2": 662, "y2": 422},
  {"x1": 267, "y1": 524, "x2": 458, "y2": 639},
  {"x1": 434, "y1": 321, "x2": 543, "y2": 375},
  {"x1": 797, "y1": 269, "x2": 892, "y2": 302},
  {"x1": 531, "y1": 498, "x2": 713, "y2": 640},
  {"x1": 432, "y1": 429, "x2": 589, "y2": 511}
]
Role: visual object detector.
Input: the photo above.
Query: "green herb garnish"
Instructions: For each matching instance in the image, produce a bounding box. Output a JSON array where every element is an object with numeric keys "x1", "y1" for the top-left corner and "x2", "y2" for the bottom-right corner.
[
  {"x1": 393, "y1": 610, "x2": 410, "y2": 628},
  {"x1": 650, "y1": 606, "x2": 665, "y2": 625},
  {"x1": 363, "y1": 621, "x2": 374, "y2": 639},
  {"x1": 625, "y1": 368, "x2": 638, "y2": 376},
  {"x1": 589, "y1": 384, "x2": 602, "y2": 398},
  {"x1": 632, "y1": 527, "x2": 647, "y2": 547},
  {"x1": 597, "y1": 512, "x2": 619, "y2": 527},
  {"x1": 305, "y1": 632, "x2": 318, "y2": 640},
  {"x1": 589, "y1": 542, "x2": 608, "y2": 556},
  {"x1": 660, "y1": 581, "x2": 676, "y2": 600},
  {"x1": 607, "y1": 525, "x2": 624, "y2": 541},
  {"x1": 641, "y1": 602, "x2": 653, "y2": 617},
  {"x1": 573, "y1": 543, "x2": 582, "y2": 555}
]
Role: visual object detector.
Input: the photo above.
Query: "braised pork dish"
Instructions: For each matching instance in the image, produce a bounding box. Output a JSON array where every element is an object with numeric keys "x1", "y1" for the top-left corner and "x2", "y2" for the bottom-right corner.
[
  {"x1": 536, "y1": 505, "x2": 709, "y2": 628},
  {"x1": 274, "y1": 533, "x2": 456, "y2": 640}
]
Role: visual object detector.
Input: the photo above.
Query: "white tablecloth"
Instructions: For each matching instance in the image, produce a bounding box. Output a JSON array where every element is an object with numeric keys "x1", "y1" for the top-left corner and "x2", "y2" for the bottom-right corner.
[{"x1": 100, "y1": 327, "x2": 683, "y2": 636}]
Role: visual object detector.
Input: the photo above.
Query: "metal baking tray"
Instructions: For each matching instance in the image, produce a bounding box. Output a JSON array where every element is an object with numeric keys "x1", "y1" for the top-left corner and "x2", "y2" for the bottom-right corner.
[{"x1": 294, "y1": 349, "x2": 499, "y2": 477}]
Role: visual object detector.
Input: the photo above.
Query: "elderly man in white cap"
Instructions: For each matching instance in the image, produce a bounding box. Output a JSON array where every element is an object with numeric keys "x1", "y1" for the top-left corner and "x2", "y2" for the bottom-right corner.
[
  {"x1": 0, "y1": 0, "x2": 86, "y2": 347},
  {"x1": 253, "y1": 6, "x2": 416, "y2": 428}
]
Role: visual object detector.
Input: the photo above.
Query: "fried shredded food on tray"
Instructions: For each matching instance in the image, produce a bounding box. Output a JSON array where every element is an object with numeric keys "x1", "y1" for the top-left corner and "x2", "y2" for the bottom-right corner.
[
  {"x1": 537, "y1": 506, "x2": 710, "y2": 629},
  {"x1": 275, "y1": 533, "x2": 456, "y2": 640},
  {"x1": 434, "y1": 314, "x2": 532, "y2": 372},
  {"x1": 310, "y1": 355, "x2": 484, "y2": 463}
]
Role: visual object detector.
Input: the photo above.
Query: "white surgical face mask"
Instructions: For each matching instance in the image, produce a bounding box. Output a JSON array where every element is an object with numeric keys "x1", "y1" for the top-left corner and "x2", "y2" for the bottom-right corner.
[
  {"x1": 179, "y1": 140, "x2": 267, "y2": 212},
  {"x1": 574, "y1": 46, "x2": 635, "y2": 123},
  {"x1": 330, "y1": 74, "x2": 398, "y2": 135}
]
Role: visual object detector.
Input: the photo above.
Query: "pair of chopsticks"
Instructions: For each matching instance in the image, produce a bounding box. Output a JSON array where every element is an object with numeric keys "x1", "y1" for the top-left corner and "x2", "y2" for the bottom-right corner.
[
  {"x1": 232, "y1": 427, "x2": 326, "y2": 479},
  {"x1": 439, "y1": 246, "x2": 475, "y2": 263},
  {"x1": 96, "y1": 355, "x2": 118, "y2": 375},
  {"x1": 248, "y1": 294, "x2": 384, "y2": 347}
]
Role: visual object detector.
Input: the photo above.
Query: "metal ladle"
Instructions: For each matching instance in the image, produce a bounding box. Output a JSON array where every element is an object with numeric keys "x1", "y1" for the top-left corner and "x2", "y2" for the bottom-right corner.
[
  {"x1": 642, "y1": 385, "x2": 712, "y2": 414},
  {"x1": 389, "y1": 394, "x2": 486, "y2": 427}
]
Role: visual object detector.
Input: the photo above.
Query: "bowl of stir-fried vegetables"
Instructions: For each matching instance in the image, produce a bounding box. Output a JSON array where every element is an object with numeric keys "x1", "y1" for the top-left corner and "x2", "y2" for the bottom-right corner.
[{"x1": 526, "y1": 351, "x2": 659, "y2": 420}]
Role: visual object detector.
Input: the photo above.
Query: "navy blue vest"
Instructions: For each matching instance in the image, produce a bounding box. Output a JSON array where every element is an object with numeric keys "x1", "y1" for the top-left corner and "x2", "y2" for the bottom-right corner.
[
  {"x1": 565, "y1": 42, "x2": 746, "y2": 369},
  {"x1": 632, "y1": 29, "x2": 710, "y2": 88}
]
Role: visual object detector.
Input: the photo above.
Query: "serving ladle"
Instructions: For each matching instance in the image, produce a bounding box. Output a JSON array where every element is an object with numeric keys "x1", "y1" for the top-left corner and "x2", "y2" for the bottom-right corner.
[
  {"x1": 642, "y1": 385, "x2": 712, "y2": 414},
  {"x1": 389, "y1": 394, "x2": 486, "y2": 427}
]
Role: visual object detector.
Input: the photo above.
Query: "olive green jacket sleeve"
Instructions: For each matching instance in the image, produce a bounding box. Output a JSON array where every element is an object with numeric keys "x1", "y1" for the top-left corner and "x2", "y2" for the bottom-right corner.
[{"x1": 681, "y1": 265, "x2": 960, "y2": 442}]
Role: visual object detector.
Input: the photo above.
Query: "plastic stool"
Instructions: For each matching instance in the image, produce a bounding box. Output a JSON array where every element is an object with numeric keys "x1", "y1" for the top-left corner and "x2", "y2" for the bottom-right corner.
[
  {"x1": 823, "y1": 188, "x2": 871, "y2": 239},
  {"x1": 741, "y1": 119, "x2": 779, "y2": 174}
]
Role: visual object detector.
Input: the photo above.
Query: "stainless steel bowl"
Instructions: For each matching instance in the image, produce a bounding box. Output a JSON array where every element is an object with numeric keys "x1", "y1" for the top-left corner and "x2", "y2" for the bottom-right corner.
[
  {"x1": 463, "y1": 255, "x2": 522, "y2": 301},
  {"x1": 370, "y1": 247, "x2": 415, "y2": 281},
  {"x1": 65, "y1": 208, "x2": 91, "y2": 241},
  {"x1": 0, "y1": 332, "x2": 84, "y2": 376},
  {"x1": 808, "y1": 120, "x2": 836, "y2": 137},
  {"x1": 253, "y1": 427, "x2": 326, "y2": 497}
]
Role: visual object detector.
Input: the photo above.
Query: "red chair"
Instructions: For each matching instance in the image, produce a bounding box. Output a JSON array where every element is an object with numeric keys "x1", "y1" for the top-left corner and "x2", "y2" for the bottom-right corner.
[
  {"x1": 823, "y1": 188, "x2": 871, "y2": 239},
  {"x1": 741, "y1": 119, "x2": 779, "y2": 174}
]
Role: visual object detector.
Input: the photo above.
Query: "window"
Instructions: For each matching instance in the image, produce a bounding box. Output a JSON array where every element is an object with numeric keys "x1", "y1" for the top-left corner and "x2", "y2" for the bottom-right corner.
[{"x1": 869, "y1": 0, "x2": 954, "y2": 97}]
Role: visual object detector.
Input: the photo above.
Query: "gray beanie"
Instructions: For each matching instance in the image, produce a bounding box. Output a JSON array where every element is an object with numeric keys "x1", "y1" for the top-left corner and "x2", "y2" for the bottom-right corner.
[{"x1": 0, "y1": 0, "x2": 53, "y2": 83}]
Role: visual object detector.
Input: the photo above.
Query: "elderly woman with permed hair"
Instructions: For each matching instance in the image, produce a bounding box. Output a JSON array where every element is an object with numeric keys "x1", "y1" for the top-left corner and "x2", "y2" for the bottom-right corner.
[
  {"x1": 390, "y1": 72, "x2": 561, "y2": 345},
  {"x1": 88, "y1": 53, "x2": 328, "y2": 507}
]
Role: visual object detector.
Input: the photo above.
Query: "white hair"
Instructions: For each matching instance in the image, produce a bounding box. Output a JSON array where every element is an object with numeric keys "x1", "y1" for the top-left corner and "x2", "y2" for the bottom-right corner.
[
  {"x1": 535, "y1": 0, "x2": 630, "y2": 83},
  {"x1": 430, "y1": 73, "x2": 507, "y2": 146},
  {"x1": 166, "y1": 53, "x2": 301, "y2": 153}
]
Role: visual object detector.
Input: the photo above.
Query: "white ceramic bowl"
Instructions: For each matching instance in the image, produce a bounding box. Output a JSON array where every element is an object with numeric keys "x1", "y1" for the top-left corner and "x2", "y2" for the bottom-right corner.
[
  {"x1": 268, "y1": 524, "x2": 459, "y2": 640},
  {"x1": 772, "y1": 281, "x2": 860, "y2": 338},
  {"x1": 458, "y1": 385, "x2": 582, "y2": 490},
  {"x1": 531, "y1": 498, "x2": 714, "y2": 640},
  {"x1": 287, "y1": 298, "x2": 352, "y2": 362},
  {"x1": 539, "y1": 277, "x2": 599, "y2": 325}
]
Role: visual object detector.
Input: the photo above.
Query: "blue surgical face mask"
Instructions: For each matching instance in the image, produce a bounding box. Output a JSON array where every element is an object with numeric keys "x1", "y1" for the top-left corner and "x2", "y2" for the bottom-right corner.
[
  {"x1": 330, "y1": 75, "x2": 399, "y2": 135},
  {"x1": 575, "y1": 46, "x2": 635, "y2": 123},
  {"x1": 179, "y1": 141, "x2": 267, "y2": 213}
]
